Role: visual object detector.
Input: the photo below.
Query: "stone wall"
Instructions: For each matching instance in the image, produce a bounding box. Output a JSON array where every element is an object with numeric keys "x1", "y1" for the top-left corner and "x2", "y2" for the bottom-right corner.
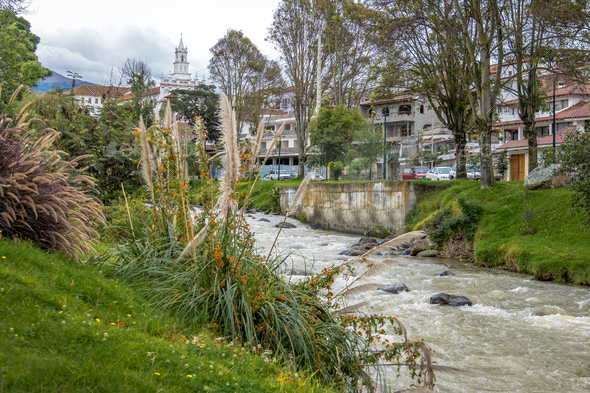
[{"x1": 279, "y1": 181, "x2": 416, "y2": 236}]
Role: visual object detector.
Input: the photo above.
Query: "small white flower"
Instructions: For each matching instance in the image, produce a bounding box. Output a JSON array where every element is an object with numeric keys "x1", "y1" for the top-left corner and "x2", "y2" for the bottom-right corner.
[
  {"x1": 1, "y1": 288, "x2": 4, "y2": 292},
  {"x1": 165, "y1": 359, "x2": 170, "y2": 363},
  {"x1": 62, "y1": 321, "x2": 66, "y2": 325},
  {"x1": 209, "y1": 365, "x2": 213, "y2": 368},
  {"x1": 203, "y1": 386, "x2": 209, "y2": 391},
  {"x1": 221, "y1": 353, "x2": 225, "y2": 357},
  {"x1": 87, "y1": 314, "x2": 91, "y2": 318},
  {"x1": 98, "y1": 271, "x2": 102, "y2": 274},
  {"x1": 147, "y1": 352, "x2": 152, "y2": 357},
  {"x1": 219, "y1": 371, "x2": 222, "y2": 375},
  {"x1": 104, "y1": 333, "x2": 108, "y2": 337},
  {"x1": 82, "y1": 321, "x2": 86, "y2": 324},
  {"x1": 62, "y1": 304, "x2": 66, "y2": 309},
  {"x1": 184, "y1": 364, "x2": 189, "y2": 368},
  {"x1": 9, "y1": 328, "x2": 13, "y2": 333},
  {"x1": 233, "y1": 354, "x2": 237, "y2": 357},
  {"x1": 14, "y1": 334, "x2": 18, "y2": 337},
  {"x1": 226, "y1": 382, "x2": 229, "y2": 386}
]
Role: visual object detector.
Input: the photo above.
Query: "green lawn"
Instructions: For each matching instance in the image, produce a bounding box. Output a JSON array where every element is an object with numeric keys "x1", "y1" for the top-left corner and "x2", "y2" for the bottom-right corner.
[
  {"x1": 407, "y1": 180, "x2": 590, "y2": 284},
  {"x1": 0, "y1": 240, "x2": 332, "y2": 392}
]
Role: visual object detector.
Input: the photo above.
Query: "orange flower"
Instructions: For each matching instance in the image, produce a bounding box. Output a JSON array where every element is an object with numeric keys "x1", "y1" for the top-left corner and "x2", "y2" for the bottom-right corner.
[
  {"x1": 214, "y1": 323, "x2": 218, "y2": 327},
  {"x1": 220, "y1": 281, "x2": 225, "y2": 286},
  {"x1": 237, "y1": 264, "x2": 241, "y2": 270},
  {"x1": 201, "y1": 172, "x2": 206, "y2": 177},
  {"x1": 215, "y1": 245, "x2": 220, "y2": 250},
  {"x1": 119, "y1": 321, "x2": 124, "y2": 327},
  {"x1": 281, "y1": 295, "x2": 285, "y2": 301},
  {"x1": 230, "y1": 256, "x2": 235, "y2": 261},
  {"x1": 219, "y1": 261, "x2": 225, "y2": 267},
  {"x1": 258, "y1": 294, "x2": 263, "y2": 300},
  {"x1": 215, "y1": 252, "x2": 221, "y2": 259},
  {"x1": 193, "y1": 115, "x2": 197, "y2": 119},
  {"x1": 312, "y1": 280, "x2": 317, "y2": 285}
]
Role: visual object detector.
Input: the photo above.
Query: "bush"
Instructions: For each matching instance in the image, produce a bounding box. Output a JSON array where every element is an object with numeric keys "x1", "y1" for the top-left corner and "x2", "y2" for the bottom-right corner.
[
  {"x1": 0, "y1": 104, "x2": 104, "y2": 260},
  {"x1": 328, "y1": 161, "x2": 344, "y2": 180},
  {"x1": 428, "y1": 196, "x2": 482, "y2": 244}
]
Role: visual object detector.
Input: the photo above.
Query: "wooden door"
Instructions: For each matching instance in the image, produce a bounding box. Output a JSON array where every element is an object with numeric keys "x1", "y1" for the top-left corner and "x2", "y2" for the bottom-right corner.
[{"x1": 510, "y1": 154, "x2": 525, "y2": 180}]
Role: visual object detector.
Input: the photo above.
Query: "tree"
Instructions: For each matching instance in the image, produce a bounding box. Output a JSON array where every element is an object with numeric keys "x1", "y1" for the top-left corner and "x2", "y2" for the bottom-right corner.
[
  {"x1": 308, "y1": 104, "x2": 365, "y2": 169},
  {"x1": 353, "y1": 122, "x2": 383, "y2": 180},
  {"x1": 328, "y1": 160, "x2": 344, "y2": 180},
  {"x1": 496, "y1": 149, "x2": 509, "y2": 178},
  {"x1": 208, "y1": 29, "x2": 284, "y2": 134},
  {"x1": 0, "y1": 0, "x2": 32, "y2": 14},
  {"x1": 169, "y1": 85, "x2": 221, "y2": 141},
  {"x1": 121, "y1": 57, "x2": 156, "y2": 123},
  {"x1": 268, "y1": 0, "x2": 322, "y2": 178},
  {"x1": 556, "y1": 129, "x2": 590, "y2": 227},
  {"x1": 368, "y1": 0, "x2": 474, "y2": 180},
  {"x1": 0, "y1": 9, "x2": 51, "y2": 111}
]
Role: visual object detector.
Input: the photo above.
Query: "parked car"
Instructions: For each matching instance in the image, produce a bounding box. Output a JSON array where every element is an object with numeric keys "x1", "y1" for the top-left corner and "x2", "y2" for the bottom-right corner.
[
  {"x1": 449, "y1": 164, "x2": 481, "y2": 180},
  {"x1": 425, "y1": 166, "x2": 452, "y2": 181},
  {"x1": 402, "y1": 166, "x2": 429, "y2": 180},
  {"x1": 269, "y1": 170, "x2": 291, "y2": 181}
]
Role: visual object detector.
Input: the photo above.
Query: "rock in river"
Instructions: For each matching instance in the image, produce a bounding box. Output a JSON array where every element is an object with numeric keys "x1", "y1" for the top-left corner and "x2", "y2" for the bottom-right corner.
[
  {"x1": 435, "y1": 271, "x2": 456, "y2": 277},
  {"x1": 259, "y1": 218, "x2": 270, "y2": 222},
  {"x1": 430, "y1": 293, "x2": 472, "y2": 307},
  {"x1": 378, "y1": 284, "x2": 410, "y2": 294},
  {"x1": 275, "y1": 222, "x2": 297, "y2": 229},
  {"x1": 417, "y1": 250, "x2": 439, "y2": 258}
]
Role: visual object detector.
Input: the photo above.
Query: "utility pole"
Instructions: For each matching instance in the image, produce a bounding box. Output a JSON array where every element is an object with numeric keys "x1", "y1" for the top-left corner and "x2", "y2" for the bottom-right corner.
[
  {"x1": 383, "y1": 107, "x2": 389, "y2": 180},
  {"x1": 314, "y1": 31, "x2": 322, "y2": 118},
  {"x1": 552, "y1": 78, "x2": 556, "y2": 153}
]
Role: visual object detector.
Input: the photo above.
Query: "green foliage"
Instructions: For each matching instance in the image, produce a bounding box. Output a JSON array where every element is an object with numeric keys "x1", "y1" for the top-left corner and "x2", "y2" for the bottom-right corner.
[
  {"x1": 354, "y1": 124, "x2": 383, "y2": 180},
  {"x1": 0, "y1": 10, "x2": 51, "y2": 112},
  {"x1": 308, "y1": 105, "x2": 367, "y2": 168},
  {"x1": 556, "y1": 129, "x2": 590, "y2": 226},
  {"x1": 0, "y1": 109, "x2": 104, "y2": 260},
  {"x1": 406, "y1": 180, "x2": 590, "y2": 284},
  {"x1": 170, "y1": 85, "x2": 221, "y2": 140},
  {"x1": 0, "y1": 239, "x2": 327, "y2": 392},
  {"x1": 22, "y1": 88, "x2": 142, "y2": 203},
  {"x1": 496, "y1": 149, "x2": 509, "y2": 178},
  {"x1": 328, "y1": 161, "x2": 344, "y2": 180},
  {"x1": 428, "y1": 196, "x2": 483, "y2": 244}
]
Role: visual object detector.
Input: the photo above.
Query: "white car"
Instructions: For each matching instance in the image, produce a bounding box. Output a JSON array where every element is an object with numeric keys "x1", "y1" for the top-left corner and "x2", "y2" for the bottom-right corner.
[
  {"x1": 449, "y1": 164, "x2": 481, "y2": 180},
  {"x1": 426, "y1": 166, "x2": 452, "y2": 181},
  {"x1": 269, "y1": 170, "x2": 291, "y2": 181}
]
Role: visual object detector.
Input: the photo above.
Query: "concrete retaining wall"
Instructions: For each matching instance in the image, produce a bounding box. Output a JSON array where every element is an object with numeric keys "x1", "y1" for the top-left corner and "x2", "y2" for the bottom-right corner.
[{"x1": 279, "y1": 181, "x2": 416, "y2": 236}]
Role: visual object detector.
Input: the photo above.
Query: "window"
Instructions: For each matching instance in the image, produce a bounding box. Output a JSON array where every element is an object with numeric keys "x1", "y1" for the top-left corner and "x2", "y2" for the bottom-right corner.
[
  {"x1": 281, "y1": 140, "x2": 289, "y2": 149},
  {"x1": 419, "y1": 105, "x2": 424, "y2": 114},
  {"x1": 265, "y1": 125, "x2": 275, "y2": 131},
  {"x1": 87, "y1": 98, "x2": 91, "y2": 103},
  {"x1": 284, "y1": 124, "x2": 291, "y2": 131},
  {"x1": 401, "y1": 124, "x2": 411, "y2": 137},
  {"x1": 559, "y1": 82, "x2": 566, "y2": 88},
  {"x1": 260, "y1": 142, "x2": 266, "y2": 150},
  {"x1": 95, "y1": 98, "x2": 99, "y2": 104},
  {"x1": 549, "y1": 99, "x2": 569, "y2": 112},
  {"x1": 399, "y1": 104, "x2": 411, "y2": 114},
  {"x1": 557, "y1": 122, "x2": 572, "y2": 132},
  {"x1": 423, "y1": 124, "x2": 432, "y2": 130},
  {"x1": 508, "y1": 71, "x2": 513, "y2": 76},
  {"x1": 536, "y1": 126, "x2": 550, "y2": 137}
]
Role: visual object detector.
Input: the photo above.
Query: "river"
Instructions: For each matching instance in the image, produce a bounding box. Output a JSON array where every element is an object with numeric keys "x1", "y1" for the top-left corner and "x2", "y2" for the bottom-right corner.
[{"x1": 246, "y1": 211, "x2": 590, "y2": 393}]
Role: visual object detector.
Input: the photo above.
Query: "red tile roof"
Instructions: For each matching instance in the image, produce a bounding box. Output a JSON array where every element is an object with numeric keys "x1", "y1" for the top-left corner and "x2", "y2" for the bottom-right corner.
[
  {"x1": 359, "y1": 93, "x2": 421, "y2": 107},
  {"x1": 496, "y1": 126, "x2": 577, "y2": 150},
  {"x1": 494, "y1": 101, "x2": 590, "y2": 127},
  {"x1": 66, "y1": 84, "x2": 130, "y2": 98}
]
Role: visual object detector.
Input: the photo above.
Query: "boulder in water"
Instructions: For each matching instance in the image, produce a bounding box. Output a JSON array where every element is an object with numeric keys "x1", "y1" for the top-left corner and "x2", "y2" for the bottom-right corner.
[
  {"x1": 417, "y1": 250, "x2": 439, "y2": 258},
  {"x1": 378, "y1": 284, "x2": 410, "y2": 294},
  {"x1": 430, "y1": 293, "x2": 472, "y2": 307},
  {"x1": 435, "y1": 271, "x2": 456, "y2": 277},
  {"x1": 275, "y1": 222, "x2": 297, "y2": 229},
  {"x1": 531, "y1": 311, "x2": 545, "y2": 316},
  {"x1": 400, "y1": 249, "x2": 411, "y2": 256},
  {"x1": 344, "y1": 246, "x2": 365, "y2": 256},
  {"x1": 259, "y1": 218, "x2": 270, "y2": 222},
  {"x1": 411, "y1": 238, "x2": 439, "y2": 256}
]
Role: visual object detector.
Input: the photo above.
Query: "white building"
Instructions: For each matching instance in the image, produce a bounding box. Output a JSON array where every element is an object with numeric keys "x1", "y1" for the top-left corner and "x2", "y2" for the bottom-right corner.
[{"x1": 158, "y1": 35, "x2": 203, "y2": 102}]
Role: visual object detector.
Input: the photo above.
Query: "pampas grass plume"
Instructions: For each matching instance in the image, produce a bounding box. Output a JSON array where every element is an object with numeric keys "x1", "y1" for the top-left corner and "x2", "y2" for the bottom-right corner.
[{"x1": 287, "y1": 172, "x2": 312, "y2": 216}]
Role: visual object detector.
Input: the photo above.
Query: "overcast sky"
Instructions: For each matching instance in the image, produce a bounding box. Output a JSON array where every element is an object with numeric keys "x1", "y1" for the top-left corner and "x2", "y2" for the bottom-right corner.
[{"x1": 27, "y1": 0, "x2": 282, "y2": 85}]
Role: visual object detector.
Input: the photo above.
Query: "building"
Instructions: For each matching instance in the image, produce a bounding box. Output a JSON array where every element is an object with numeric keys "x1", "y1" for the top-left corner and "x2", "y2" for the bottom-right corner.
[
  {"x1": 494, "y1": 75, "x2": 590, "y2": 180},
  {"x1": 158, "y1": 35, "x2": 203, "y2": 102},
  {"x1": 66, "y1": 85, "x2": 131, "y2": 112}
]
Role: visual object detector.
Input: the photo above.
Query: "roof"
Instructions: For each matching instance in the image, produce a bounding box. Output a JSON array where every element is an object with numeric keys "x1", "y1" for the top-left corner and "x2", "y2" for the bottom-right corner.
[
  {"x1": 495, "y1": 101, "x2": 590, "y2": 127},
  {"x1": 115, "y1": 87, "x2": 161, "y2": 101},
  {"x1": 66, "y1": 84, "x2": 130, "y2": 98},
  {"x1": 359, "y1": 93, "x2": 421, "y2": 107},
  {"x1": 496, "y1": 126, "x2": 577, "y2": 150},
  {"x1": 499, "y1": 79, "x2": 590, "y2": 106}
]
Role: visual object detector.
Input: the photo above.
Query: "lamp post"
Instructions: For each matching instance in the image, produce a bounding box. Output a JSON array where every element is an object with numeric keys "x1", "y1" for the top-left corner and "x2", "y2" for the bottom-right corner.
[
  {"x1": 278, "y1": 135, "x2": 282, "y2": 181},
  {"x1": 552, "y1": 78, "x2": 556, "y2": 153},
  {"x1": 383, "y1": 106, "x2": 389, "y2": 180}
]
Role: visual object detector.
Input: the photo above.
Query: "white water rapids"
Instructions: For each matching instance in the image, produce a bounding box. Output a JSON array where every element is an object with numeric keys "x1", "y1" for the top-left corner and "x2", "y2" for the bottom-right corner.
[{"x1": 246, "y1": 211, "x2": 590, "y2": 393}]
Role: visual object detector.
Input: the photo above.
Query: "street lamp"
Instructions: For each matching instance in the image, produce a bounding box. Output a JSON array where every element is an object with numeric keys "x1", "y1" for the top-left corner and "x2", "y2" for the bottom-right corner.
[
  {"x1": 552, "y1": 78, "x2": 556, "y2": 153},
  {"x1": 383, "y1": 106, "x2": 389, "y2": 180},
  {"x1": 278, "y1": 135, "x2": 282, "y2": 181}
]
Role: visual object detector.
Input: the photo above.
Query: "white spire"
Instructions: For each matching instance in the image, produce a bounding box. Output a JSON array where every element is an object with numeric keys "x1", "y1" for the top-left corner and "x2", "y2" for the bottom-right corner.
[{"x1": 178, "y1": 33, "x2": 185, "y2": 50}]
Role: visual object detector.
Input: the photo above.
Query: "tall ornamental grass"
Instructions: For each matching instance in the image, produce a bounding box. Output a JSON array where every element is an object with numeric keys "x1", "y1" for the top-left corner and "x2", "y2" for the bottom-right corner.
[{"x1": 98, "y1": 95, "x2": 443, "y2": 391}]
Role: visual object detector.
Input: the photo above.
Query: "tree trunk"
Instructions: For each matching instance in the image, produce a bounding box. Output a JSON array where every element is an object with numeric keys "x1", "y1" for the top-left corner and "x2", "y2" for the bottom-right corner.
[
  {"x1": 525, "y1": 120, "x2": 538, "y2": 173},
  {"x1": 455, "y1": 133, "x2": 468, "y2": 179},
  {"x1": 479, "y1": 121, "x2": 494, "y2": 187},
  {"x1": 297, "y1": 134, "x2": 306, "y2": 178}
]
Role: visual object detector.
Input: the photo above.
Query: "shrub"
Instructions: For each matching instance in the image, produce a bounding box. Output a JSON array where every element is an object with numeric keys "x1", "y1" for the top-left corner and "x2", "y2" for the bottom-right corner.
[
  {"x1": 429, "y1": 196, "x2": 483, "y2": 244},
  {"x1": 328, "y1": 161, "x2": 344, "y2": 180},
  {"x1": 0, "y1": 92, "x2": 104, "y2": 260}
]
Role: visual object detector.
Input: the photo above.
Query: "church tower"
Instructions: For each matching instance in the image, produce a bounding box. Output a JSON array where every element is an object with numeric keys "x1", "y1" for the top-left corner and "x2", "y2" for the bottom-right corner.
[
  {"x1": 173, "y1": 34, "x2": 190, "y2": 79},
  {"x1": 159, "y1": 34, "x2": 198, "y2": 102}
]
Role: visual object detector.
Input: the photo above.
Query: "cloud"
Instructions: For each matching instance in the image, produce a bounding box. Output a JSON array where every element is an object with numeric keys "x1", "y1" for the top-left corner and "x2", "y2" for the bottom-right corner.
[{"x1": 35, "y1": 24, "x2": 209, "y2": 84}]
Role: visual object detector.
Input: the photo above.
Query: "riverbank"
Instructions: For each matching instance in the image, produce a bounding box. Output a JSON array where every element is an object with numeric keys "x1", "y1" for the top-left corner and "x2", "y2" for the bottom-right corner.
[
  {"x1": 405, "y1": 180, "x2": 590, "y2": 284},
  {"x1": 0, "y1": 239, "x2": 330, "y2": 392}
]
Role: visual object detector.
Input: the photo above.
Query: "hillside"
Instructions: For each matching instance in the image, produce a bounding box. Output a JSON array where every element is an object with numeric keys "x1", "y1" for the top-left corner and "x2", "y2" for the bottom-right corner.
[
  {"x1": 33, "y1": 71, "x2": 99, "y2": 93},
  {"x1": 0, "y1": 240, "x2": 329, "y2": 392},
  {"x1": 407, "y1": 180, "x2": 590, "y2": 284}
]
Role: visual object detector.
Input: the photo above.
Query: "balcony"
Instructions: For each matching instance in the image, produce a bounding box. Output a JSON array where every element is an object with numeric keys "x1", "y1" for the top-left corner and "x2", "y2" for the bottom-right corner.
[{"x1": 373, "y1": 111, "x2": 415, "y2": 123}]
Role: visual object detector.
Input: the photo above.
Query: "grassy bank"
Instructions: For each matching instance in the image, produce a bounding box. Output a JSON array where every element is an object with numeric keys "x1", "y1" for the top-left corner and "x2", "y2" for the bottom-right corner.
[
  {"x1": 0, "y1": 240, "x2": 331, "y2": 392},
  {"x1": 406, "y1": 180, "x2": 590, "y2": 284}
]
